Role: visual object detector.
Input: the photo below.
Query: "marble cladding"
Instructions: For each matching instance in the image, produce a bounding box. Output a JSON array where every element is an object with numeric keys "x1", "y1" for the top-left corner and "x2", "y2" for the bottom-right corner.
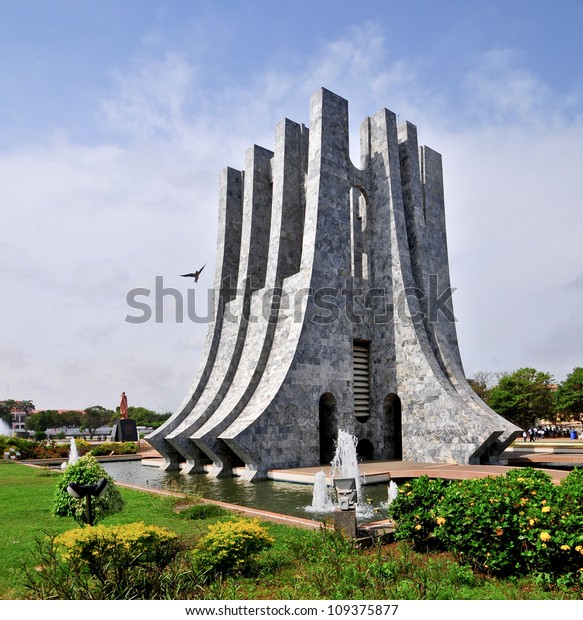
[{"x1": 147, "y1": 88, "x2": 520, "y2": 478}]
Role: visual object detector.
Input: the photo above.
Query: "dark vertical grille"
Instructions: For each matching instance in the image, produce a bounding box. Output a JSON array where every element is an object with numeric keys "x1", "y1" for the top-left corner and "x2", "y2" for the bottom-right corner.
[{"x1": 353, "y1": 342, "x2": 370, "y2": 421}]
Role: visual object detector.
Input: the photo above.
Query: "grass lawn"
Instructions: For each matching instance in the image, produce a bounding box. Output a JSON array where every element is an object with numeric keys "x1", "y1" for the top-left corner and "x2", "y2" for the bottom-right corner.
[
  {"x1": 1, "y1": 461, "x2": 581, "y2": 600},
  {"x1": 0, "y1": 461, "x2": 206, "y2": 598}
]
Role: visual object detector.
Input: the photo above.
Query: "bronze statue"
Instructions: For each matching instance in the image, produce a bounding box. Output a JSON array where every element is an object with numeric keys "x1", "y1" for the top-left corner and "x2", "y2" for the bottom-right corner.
[{"x1": 120, "y1": 392, "x2": 128, "y2": 419}]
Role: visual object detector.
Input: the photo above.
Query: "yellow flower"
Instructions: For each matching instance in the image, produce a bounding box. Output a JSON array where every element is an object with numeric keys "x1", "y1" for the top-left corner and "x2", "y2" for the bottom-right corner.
[
  {"x1": 539, "y1": 531, "x2": 551, "y2": 542},
  {"x1": 541, "y1": 499, "x2": 547, "y2": 505},
  {"x1": 541, "y1": 506, "x2": 551, "y2": 513},
  {"x1": 415, "y1": 524, "x2": 422, "y2": 530},
  {"x1": 495, "y1": 528, "x2": 504, "y2": 536},
  {"x1": 561, "y1": 545, "x2": 570, "y2": 551},
  {"x1": 529, "y1": 519, "x2": 536, "y2": 526},
  {"x1": 575, "y1": 545, "x2": 583, "y2": 553},
  {"x1": 436, "y1": 517, "x2": 446, "y2": 526}
]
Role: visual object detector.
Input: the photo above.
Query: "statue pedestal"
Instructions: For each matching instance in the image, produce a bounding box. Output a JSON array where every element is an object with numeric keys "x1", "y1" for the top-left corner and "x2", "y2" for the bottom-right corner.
[{"x1": 110, "y1": 419, "x2": 139, "y2": 442}]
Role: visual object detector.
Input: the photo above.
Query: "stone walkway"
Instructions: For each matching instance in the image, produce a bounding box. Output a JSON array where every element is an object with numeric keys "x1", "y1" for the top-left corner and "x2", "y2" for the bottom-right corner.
[{"x1": 269, "y1": 459, "x2": 571, "y2": 485}]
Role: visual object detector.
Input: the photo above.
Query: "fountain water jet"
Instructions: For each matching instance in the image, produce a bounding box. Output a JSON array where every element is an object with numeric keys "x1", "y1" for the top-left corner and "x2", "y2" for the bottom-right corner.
[
  {"x1": 61, "y1": 437, "x2": 80, "y2": 469},
  {"x1": 306, "y1": 470, "x2": 334, "y2": 513},
  {"x1": 330, "y1": 430, "x2": 363, "y2": 507},
  {"x1": 387, "y1": 480, "x2": 398, "y2": 504},
  {"x1": 307, "y1": 430, "x2": 374, "y2": 518},
  {"x1": 0, "y1": 419, "x2": 11, "y2": 436}
]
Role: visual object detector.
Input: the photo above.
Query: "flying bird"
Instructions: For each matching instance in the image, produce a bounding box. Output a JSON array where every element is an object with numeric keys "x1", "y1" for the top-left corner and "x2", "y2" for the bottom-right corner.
[{"x1": 180, "y1": 264, "x2": 206, "y2": 283}]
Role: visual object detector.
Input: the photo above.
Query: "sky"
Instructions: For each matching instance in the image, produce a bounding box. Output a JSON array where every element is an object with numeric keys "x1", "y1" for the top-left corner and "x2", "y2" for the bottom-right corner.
[{"x1": 1, "y1": 0, "x2": 582, "y2": 412}]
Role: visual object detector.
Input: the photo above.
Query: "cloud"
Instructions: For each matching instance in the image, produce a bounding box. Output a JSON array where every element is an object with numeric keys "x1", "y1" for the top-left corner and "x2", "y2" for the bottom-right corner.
[
  {"x1": 101, "y1": 52, "x2": 199, "y2": 142},
  {"x1": 461, "y1": 48, "x2": 554, "y2": 125},
  {"x1": 565, "y1": 275, "x2": 583, "y2": 291},
  {"x1": 523, "y1": 316, "x2": 583, "y2": 378},
  {"x1": 3, "y1": 23, "x2": 583, "y2": 409}
]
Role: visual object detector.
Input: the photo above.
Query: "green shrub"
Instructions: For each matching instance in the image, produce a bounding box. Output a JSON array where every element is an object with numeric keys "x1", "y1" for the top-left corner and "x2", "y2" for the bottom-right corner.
[
  {"x1": 74, "y1": 439, "x2": 92, "y2": 455},
  {"x1": 559, "y1": 466, "x2": 583, "y2": 513},
  {"x1": 89, "y1": 441, "x2": 137, "y2": 456},
  {"x1": 120, "y1": 441, "x2": 137, "y2": 454},
  {"x1": 53, "y1": 454, "x2": 124, "y2": 525},
  {"x1": 433, "y1": 474, "x2": 547, "y2": 574},
  {"x1": 389, "y1": 468, "x2": 583, "y2": 584},
  {"x1": 387, "y1": 476, "x2": 450, "y2": 548},
  {"x1": 179, "y1": 503, "x2": 229, "y2": 520},
  {"x1": 0, "y1": 437, "x2": 93, "y2": 460},
  {"x1": 53, "y1": 442, "x2": 71, "y2": 458},
  {"x1": 193, "y1": 518, "x2": 274, "y2": 578},
  {"x1": 1, "y1": 437, "x2": 54, "y2": 459},
  {"x1": 55, "y1": 522, "x2": 180, "y2": 569},
  {"x1": 24, "y1": 523, "x2": 184, "y2": 599}
]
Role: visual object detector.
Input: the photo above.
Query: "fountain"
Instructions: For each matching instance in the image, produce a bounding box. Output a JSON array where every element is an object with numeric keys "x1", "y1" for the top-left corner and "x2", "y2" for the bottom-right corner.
[
  {"x1": 306, "y1": 470, "x2": 334, "y2": 513},
  {"x1": 61, "y1": 437, "x2": 80, "y2": 469},
  {"x1": 0, "y1": 419, "x2": 11, "y2": 436},
  {"x1": 307, "y1": 430, "x2": 374, "y2": 519},
  {"x1": 387, "y1": 480, "x2": 398, "y2": 504},
  {"x1": 330, "y1": 430, "x2": 367, "y2": 510}
]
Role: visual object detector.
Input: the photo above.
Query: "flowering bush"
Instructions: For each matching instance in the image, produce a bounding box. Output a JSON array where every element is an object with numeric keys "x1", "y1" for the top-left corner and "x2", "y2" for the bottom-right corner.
[
  {"x1": 388, "y1": 468, "x2": 583, "y2": 583},
  {"x1": 387, "y1": 476, "x2": 450, "y2": 549},
  {"x1": 52, "y1": 454, "x2": 124, "y2": 525},
  {"x1": 193, "y1": 518, "x2": 274, "y2": 578},
  {"x1": 0, "y1": 437, "x2": 89, "y2": 460},
  {"x1": 55, "y1": 522, "x2": 179, "y2": 568},
  {"x1": 89, "y1": 441, "x2": 137, "y2": 456},
  {"x1": 434, "y1": 470, "x2": 556, "y2": 575},
  {"x1": 28, "y1": 522, "x2": 184, "y2": 599}
]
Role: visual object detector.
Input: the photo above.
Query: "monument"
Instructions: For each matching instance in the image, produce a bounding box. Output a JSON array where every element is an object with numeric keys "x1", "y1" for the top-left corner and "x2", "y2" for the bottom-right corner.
[
  {"x1": 110, "y1": 391, "x2": 138, "y2": 442},
  {"x1": 146, "y1": 88, "x2": 520, "y2": 479}
]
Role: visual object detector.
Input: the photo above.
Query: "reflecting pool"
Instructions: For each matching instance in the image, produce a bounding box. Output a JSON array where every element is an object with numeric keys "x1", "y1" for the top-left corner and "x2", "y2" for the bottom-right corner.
[{"x1": 101, "y1": 460, "x2": 391, "y2": 523}]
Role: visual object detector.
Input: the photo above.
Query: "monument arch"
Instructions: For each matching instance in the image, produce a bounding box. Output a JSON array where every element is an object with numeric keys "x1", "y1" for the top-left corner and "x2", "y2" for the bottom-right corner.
[
  {"x1": 319, "y1": 392, "x2": 338, "y2": 466},
  {"x1": 384, "y1": 393, "x2": 402, "y2": 460}
]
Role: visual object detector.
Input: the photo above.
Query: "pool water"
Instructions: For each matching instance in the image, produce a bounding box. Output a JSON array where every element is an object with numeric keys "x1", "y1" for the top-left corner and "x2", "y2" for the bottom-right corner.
[{"x1": 100, "y1": 460, "x2": 392, "y2": 523}]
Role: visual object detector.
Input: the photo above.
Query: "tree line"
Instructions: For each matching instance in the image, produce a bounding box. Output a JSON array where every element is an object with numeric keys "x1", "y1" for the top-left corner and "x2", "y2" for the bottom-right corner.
[
  {"x1": 0, "y1": 401, "x2": 171, "y2": 439},
  {"x1": 4, "y1": 367, "x2": 582, "y2": 439},
  {"x1": 469, "y1": 367, "x2": 583, "y2": 430},
  {"x1": 0, "y1": 399, "x2": 34, "y2": 424}
]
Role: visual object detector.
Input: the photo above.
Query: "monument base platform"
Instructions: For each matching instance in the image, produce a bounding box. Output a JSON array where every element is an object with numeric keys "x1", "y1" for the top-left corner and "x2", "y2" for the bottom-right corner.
[{"x1": 110, "y1": 419, "x2": 139, "y2": 442}]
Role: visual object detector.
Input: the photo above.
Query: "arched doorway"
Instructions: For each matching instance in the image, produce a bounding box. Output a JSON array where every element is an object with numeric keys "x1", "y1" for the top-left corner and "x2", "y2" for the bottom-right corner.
[
  {"x1": 384, "y1": 393, "x2": 402, "y2": 459},
  {"x1": 319, "y1": 392, "x2": 337, "y2": 465},
  {"x1": 356, "y1": 438, "x2": 374, "y2": 461}
]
